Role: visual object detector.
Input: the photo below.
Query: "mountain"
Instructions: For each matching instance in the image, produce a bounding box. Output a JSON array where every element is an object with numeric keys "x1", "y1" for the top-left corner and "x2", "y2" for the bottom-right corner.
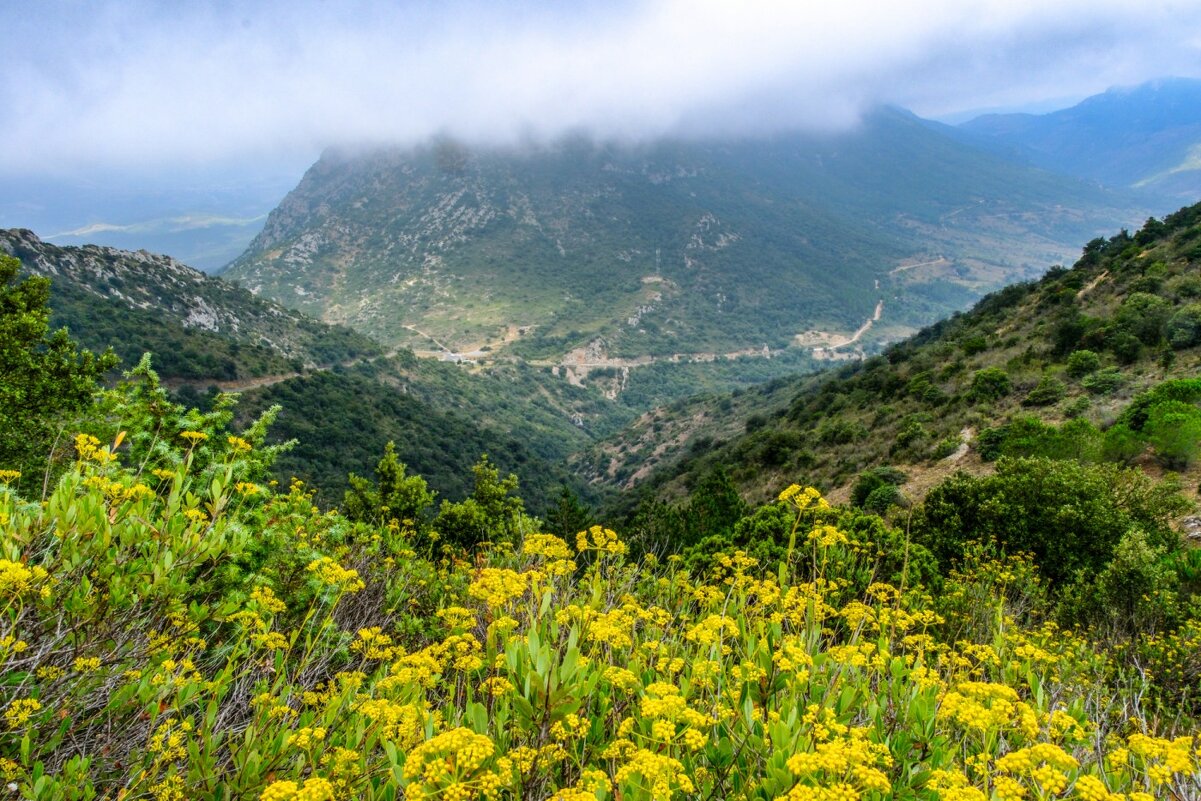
[
  {"x1": 1, "y1": 228, "x2": 379, "y2": 382},
  {"x1": 960, "y1": 78, "x2": 1201, "y2": 204},
  {"x1": 585, "y1": 202, "x2": 1201, "y2": 511},
  {"x1": 224, "y1": 109, "x2": 1142, "y2": 379}
]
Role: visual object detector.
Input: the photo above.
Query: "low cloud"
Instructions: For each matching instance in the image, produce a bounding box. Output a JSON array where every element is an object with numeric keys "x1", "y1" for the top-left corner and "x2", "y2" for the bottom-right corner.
[{"x1": 3, "y1": 0, "x2": 1200, "y2": 171}]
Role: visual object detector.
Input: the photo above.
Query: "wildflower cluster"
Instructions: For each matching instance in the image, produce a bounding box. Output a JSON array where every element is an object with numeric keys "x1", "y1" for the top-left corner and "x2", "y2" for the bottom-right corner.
[{"x1": 4, "y1": 407, "x2": 1201, "y2": 801}]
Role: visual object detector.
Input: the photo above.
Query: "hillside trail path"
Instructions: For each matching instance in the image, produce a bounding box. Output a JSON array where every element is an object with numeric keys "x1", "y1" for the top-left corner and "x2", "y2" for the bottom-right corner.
[
  {"x1": 176, "y1": 284, "x2": 887, "y2": 393},
  {"x1": 942, "y1": 427, "x2": 975, "y2": 463},
  {"x1": 841, "y1": 300, "x2": 884, "y2": 347},
  {"x1": 889, "y1": 257, "x2": 949, "y2": 275}
]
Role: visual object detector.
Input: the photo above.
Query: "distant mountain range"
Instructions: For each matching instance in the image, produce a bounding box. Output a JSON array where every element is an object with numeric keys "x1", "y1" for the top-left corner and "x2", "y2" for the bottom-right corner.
[
  {"x1": 960, "y1": 77, "x2": 1201, "y2": 202},
  {"x1": 224, "y1": 107, "x2": 1141, "y2": 374}
]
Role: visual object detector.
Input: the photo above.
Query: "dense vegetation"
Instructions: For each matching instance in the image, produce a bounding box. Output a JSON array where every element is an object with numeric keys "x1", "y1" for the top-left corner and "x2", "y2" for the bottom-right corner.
[
  {"x1": 1, "y1": 370, "x2": 1199, "y2": 800},
  {"x1": 0, "y1": 254, "x2": 118, "y2": 481},
  {"x1": 232, "y1": 367, "x2": 603, "y2": 511}
]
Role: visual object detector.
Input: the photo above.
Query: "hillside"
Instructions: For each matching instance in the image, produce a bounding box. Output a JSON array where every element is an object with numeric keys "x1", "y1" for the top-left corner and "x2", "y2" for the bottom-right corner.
[
  {"x1": 0, "y1": 229, "x2": 642, "y2": 510},
  {"x1": 3, "y1": 303, "x2": 1200, "y2": 799},
  {"x1": 584, "y1": 202, "x2": 1201, "y2": 509},
  {"x1": 231, "y1": 353, "x2": 637, "y2": 509},
  {"x1": 961, "y1": 77, "x2": 1201, "y2": 203},
  {"x1": 225, "y1": 109, "x2": 1140, "y2": 377},
  {"x1": 0, "y1": 228, "x2": 379, "y2": 381}
]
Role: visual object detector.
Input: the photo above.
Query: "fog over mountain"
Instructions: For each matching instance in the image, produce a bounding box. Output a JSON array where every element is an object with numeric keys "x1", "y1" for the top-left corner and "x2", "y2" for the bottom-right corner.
[
  {"x1": 4, "y1": 0, "x2": 1201, "y2": 168},
  {"x1": 2, "y1": 0, "x2": 1200, "y2": 268}
]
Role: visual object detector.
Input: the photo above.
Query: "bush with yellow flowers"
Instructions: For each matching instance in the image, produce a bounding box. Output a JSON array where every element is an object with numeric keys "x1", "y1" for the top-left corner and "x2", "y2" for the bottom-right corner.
[{"x1": 1, "y1": 373, "x2": 1200, "y2": 800}]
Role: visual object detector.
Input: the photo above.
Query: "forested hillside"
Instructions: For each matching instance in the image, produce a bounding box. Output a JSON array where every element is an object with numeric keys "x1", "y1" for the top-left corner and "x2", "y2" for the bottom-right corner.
[
  {"x1": 588, "y1": 202, "x2": 1201, "y2": 514},
  {"x1": 0, "y1": 229, "x2": 644, "y2": 509},
  {"x1": 1, "y1": 229, "x2": 379, "y2": 381}
]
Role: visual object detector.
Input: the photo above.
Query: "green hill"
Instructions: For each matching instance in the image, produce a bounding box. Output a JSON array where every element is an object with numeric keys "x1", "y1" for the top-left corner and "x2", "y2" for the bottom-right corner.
[
  {"x1": 1, "y1": 228, "x2": 379, "y2": 382},
  {"x1": 225, "y1": 109, "x2": 1142, "y2": 372},
  {"x1": 586, "y1": 202, "x2": 1201, "y2": 510},
  {"x1": 231, "y1": 354, "x2": 636, "y2": 510}
]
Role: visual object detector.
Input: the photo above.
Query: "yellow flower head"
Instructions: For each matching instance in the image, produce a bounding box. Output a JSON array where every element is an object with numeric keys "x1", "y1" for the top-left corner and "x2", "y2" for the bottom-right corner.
[
  {"x1": 4, "y1": 698, "x2": 42, "y2": 729},
  {"x1": 778, "y1": 484, "x2": 830, "y2": 511},
  {"x1": 576, "y1": 525, "x2": 627, "y2": 556}
]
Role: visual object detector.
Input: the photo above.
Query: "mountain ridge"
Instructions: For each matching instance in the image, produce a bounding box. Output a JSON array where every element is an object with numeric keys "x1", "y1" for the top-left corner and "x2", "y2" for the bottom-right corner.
[
  {"x1": 960, "y1": 77, "x2": 1201, "y2": 202},
  {"x1": 225, "y1": 107, "x2": 1143, "y2": 378},
  {"x1": 0, "y1": 228, "x2": 380, "y2": 381}
]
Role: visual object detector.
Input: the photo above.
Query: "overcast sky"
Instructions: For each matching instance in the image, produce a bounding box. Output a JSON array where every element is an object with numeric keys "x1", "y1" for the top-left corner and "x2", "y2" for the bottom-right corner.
[{"x1": 3, "y1": 0, "x2": 1201, "y2": 175}]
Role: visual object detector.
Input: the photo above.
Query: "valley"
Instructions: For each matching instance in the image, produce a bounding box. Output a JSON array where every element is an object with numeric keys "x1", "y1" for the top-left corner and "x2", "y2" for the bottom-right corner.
[
  {"x1": 8, "y1": 5, "x2": 1201, "y2": 797},
  {"x1": 7, "y1": 83, "x2": 1201, "y2": 522}
]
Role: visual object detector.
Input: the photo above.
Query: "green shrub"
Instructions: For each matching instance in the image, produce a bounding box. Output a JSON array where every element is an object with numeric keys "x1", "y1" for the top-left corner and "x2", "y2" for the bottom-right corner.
[
  {"x1": 918, "y1": 457, "x2": 1189, "y2": 587},
  {"x1": 960, "y1": 335, "x2": 988, "y2": 355},
  {"x1": 1108, "y1": 330, "x2": 1143, "y2": 364},
  {"x1": 1022, "y1": 373, "x2": 1066, "y2": 407},
  {"x1": 850, "y1": 466, "x2": 908, "y2": 508},
  {"x1": 893, "y1": 418, "x2": 927, "y2": 451},
  {"x1": 817, "y1": 419, "x2": 866, "y2": 445},
  {"x1": 1066, "y1": 349, "x2": 1101, "y2": 378},
  {"x1": 975, "y1": 427, "x2": 1006, "y2": 461},
  {"x1": 1058, "y1": 528, "x2": 1181, "y2": 637},
  {"x1": 1115, "y1": 292, "x2": 1172, "y2": 345},
  {"x1": 1102, "y1": 423, "x2": 1147, "y2": 465},
  {"x1": 1082, "y1": 367, "x2": 1125, "y2": 395},
  {"x1": 1062, "y1": 396, "x2": 1091, "y2": 418},
  {"x1": 757, "y1": 430, "x2": 804, "y2": 466},
  {"x1": 1166, "y1": 304, "x2": 1201, "y2": 349},
  {"x1": 931, "y1": 436, "x2": 961, "y2": 460},
  {"x1": 344, "y1": 441, "x2": 436, "y2": 532},
  {"x1": 969, "y1": 367, "x2": 1010, "y2": 402},
  {"x1": 862, "y1": 483, "x2": 908, "y2": 515},
  {"x1": 1144, "y1": 400, "x2": 1201, "y2": 468}
]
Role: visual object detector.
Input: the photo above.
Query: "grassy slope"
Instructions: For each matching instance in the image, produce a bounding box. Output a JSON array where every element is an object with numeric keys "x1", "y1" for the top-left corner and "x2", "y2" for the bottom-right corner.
[{"x1": 588, "y1": 202, "x2": 1201, "y2": 511}]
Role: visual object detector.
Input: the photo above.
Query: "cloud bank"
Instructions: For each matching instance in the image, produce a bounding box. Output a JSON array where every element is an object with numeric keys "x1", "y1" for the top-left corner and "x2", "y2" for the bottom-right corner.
[{"x1": 3, "y1": 0, "x2": 1200, "y2": 171}]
